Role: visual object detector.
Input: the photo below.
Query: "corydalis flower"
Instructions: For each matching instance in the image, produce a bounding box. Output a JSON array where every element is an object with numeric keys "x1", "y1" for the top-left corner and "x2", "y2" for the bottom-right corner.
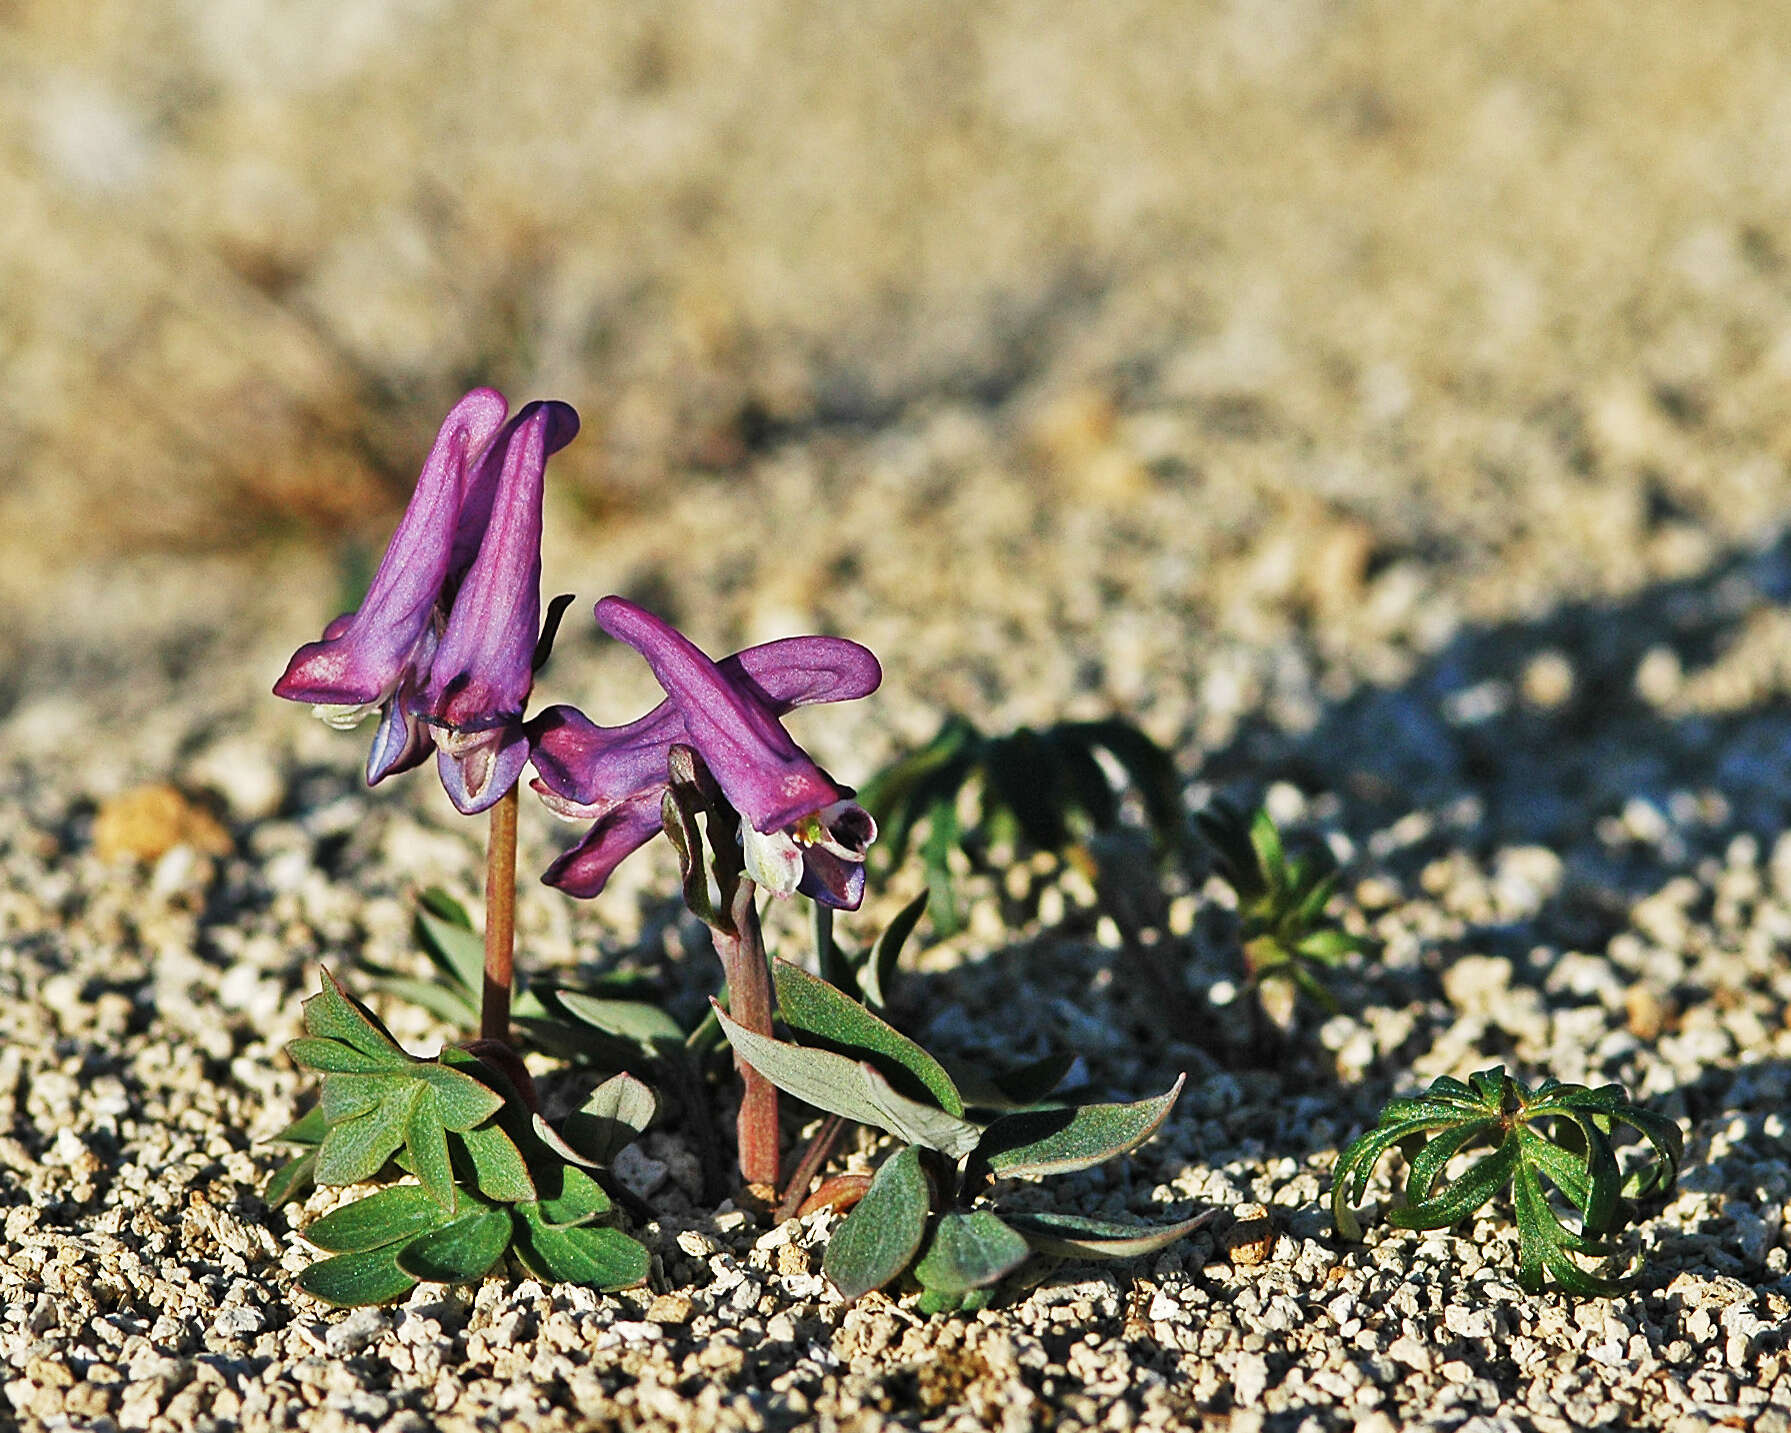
[
  {"x1": 531, "y1": 599, "x2": 880, "y2": 907},
  {"x1": 273, "y1": 389, "x2": 578, "y2": 814}
]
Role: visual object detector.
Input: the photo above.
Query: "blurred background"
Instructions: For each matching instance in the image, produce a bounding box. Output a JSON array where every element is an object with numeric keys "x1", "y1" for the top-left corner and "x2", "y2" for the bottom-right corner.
[{"x1": 7, "y1": 0, "x2": 1791, "y2": 773}]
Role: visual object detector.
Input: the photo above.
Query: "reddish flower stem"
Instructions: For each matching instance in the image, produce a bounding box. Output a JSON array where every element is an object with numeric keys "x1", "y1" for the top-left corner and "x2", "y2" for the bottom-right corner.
[
  {"x1": 718, "y1": 879, "x2": 779, "y2": 1188},
  {"x1": 481, "y1": 784, "x2": 519, "y2": 1043}
]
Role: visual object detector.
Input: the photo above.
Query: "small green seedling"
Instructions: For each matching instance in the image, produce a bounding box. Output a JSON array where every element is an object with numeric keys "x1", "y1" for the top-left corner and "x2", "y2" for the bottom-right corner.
[
  {"x1": 268, "y1": 969, "x2": 651, "y2": 1305},
  {"x1": 1331, "y1": 1066, "x2": 1683, "y2": 1296},
  {"x1": 1198, "y1": 803, "x2": 1369, "y2": 1017},
  {"x1": 860, "y1": 715, "x2": 1182, "y2": 934},
  {"x1": 714, "y1": 962, "x2": 1207, "y2": 1313}
]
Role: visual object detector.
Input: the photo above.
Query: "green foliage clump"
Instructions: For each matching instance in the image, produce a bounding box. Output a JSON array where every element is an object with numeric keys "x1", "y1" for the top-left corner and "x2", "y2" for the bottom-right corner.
[
  {"x1": 1198, "y1": 802, "x2": 1370, "y2": 1017},
  {"x1": 1332, "y1": 1066, "x2": 1683, "y2": 1296},
  {"x1": 860, "y1": 716, "x2": 1182, "y2": 933},
  {"x1": 714, "y1": 961, "x2": 1206, "y2": 1313},
  {"x1": 269, "y1": 970, "x2": 651, "y2": 1306}
]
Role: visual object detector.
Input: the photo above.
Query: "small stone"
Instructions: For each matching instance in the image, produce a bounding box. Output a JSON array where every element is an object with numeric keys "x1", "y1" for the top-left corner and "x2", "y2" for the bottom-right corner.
[
  {"x1": 647, "y1": 1293, "x2": 693, "y2": 1325},
  {"x1": 93, "y1": 784, "x2": 231, "y2": 863},
  {"x1": 1223, "y1": 1204, "x2": 1275, "y2": 1266}
]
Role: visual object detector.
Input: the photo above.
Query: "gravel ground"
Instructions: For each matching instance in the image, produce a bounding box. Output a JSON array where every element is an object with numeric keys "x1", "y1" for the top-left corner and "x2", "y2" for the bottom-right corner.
[{"x1": 11, "y1": 3, "x2": 1791, "y2": 1430}]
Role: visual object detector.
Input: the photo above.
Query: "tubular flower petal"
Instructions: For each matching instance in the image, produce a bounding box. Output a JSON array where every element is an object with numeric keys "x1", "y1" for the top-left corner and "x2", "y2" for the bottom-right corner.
[
  {"x1": 272, "y1": 388, "x2": 576, "y2": 806},
  {"x1": 530, "y1": 613, "x2": 881, "y2": 905},
  {"x1": 421, "y1": 401, "x2": 578, "y2": 814}
]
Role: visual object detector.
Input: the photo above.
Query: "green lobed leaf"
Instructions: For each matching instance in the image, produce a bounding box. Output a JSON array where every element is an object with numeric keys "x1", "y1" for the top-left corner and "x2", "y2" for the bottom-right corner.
[
  {"x1": 913, "y1": 1211, "x2": 1031, "y2": 1297},
  {"x1": 271, "y1": 1104, "x2": 330, "y2": 1148},
  {"x1": 302, "y1": 969, "x2": 408, "y2": 1068},
  {"x1": 1512, "y1": 1161, "x2": 1627, "y2": 1297},
  {"x1": 976, "y1": 1076, "x2": 1184, "y2": 1180},
  {"x1": 773, "y1": 960, "x2": 964, "y2": 1116},
  {"x1": 314, "y1": 1086, "x2": 420, "y2": 1187},
  {"x1": 405, "y1": 1094, "x2": 456, "y2": 1214},
  {"x1": 822, "y1": 1146, "x2": 931, "y2": 1301},
  {"x1": 455, "y1": 1121, "x2": 538, "y2": 1204},
  {"x1": 396, "y1": 1205, "x2": 512, "y2": 1285},
  {"x1": 513, "y1": 1209, "x2": 650, "y2": 1289},
  {"x1": 1402, "y1": 1120, "x2": 1498, "y2": 1205},
  {"x1": 287, "y1": 1037, "x2": 398, "y2": 1075},
  {"x1": 295, "y1": 1247, "x2": 418, "y2": 1307},
  {"x1": 532, "y1": 1164, "x2": 614, "y2": 1229},
  {"x1": 321, "y1": 1072, "x2": 418, "y2": 1125},
  {"x1": 413, "y1": 1064, "x2": 507, "y2": 1132},
  {"x1": 1002, "y1": 1208, "x2": 1215, "y2": 1259},
  {"x1": 305, "y1": 1184, "x2": 448, "y2": 1253}
]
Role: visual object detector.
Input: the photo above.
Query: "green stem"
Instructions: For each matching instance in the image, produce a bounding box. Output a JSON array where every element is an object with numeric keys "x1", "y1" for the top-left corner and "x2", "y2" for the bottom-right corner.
[{"x1": 480, "y1": 784, "x2": 519, "y2": 1044}]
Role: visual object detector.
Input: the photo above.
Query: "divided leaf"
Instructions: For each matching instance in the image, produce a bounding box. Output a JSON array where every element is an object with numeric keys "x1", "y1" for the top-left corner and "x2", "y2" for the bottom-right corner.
[
  {"x1": 301, "y1": 969, "x2": 408, "y2": 1068},
  {"x1": 396, "y1": 1205, "x2": 512, "y2": 1285},
  {"x1": 513, "y1": 1208, "x2": 650, "y2": 1289},
  {"x1": 304, "y1": 1184, "x2": 447, "y2": 1254},
  {"x1": 295, "y1": 1246, "x2": 418, "y2": 1307}
]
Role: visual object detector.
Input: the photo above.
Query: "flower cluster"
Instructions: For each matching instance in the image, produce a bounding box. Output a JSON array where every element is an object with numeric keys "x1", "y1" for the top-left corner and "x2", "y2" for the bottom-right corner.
[{"x1": 274, "y1": 388, "x2": 879, "y2": 905}]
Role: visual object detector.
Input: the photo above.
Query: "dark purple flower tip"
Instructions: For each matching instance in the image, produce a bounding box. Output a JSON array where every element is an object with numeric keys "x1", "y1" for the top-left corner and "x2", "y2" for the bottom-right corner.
[
  {"x1": 593, "y1": 597, "x2": 846, "y2": 834},
  {"x1": 273, "y1": 388, "x2": 509, "y2": 716},
  {"x1": 539, "y1": 792, "x2": 666, "y2": 898}
]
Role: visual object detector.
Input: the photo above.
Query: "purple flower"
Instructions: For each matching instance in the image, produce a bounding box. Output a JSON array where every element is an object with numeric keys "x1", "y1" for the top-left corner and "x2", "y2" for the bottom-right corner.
[
  {"x1": 531, "y1": 600, "x2": 880, "y2": 906},
  {"x1": 273, "y1": 389, "x2": 578, "y2": 813}
]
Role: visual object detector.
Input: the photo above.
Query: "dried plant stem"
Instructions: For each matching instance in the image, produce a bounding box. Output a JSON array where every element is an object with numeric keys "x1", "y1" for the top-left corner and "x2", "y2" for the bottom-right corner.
[
  {"x1": 481, "y1": 784, "x2": 519, "y2": 1043},
  {"x1": 777, "y1": 1113, "x2": 848, "y2": 1221},
  {"x1": 717, "y1": 879, "x2": 779, "y2": 1188}
]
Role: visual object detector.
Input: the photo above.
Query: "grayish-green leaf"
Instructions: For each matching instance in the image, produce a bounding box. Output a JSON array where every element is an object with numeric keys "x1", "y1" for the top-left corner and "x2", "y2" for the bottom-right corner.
[
  {"x1": 822, "y1": 1146, "x2": 930, "y2": 1301},
  {"x1": 559, "y1": 1073, "x2": 658, "y2": 1165},
  {"x1": 712, "y1": 1003, "x2": 891, "y2": 1129},
  {"x1": 1003, "y1": 1208, "x2": 1214, "y2": 1259},
  {"x1": 552, "y1": 991, "x2": 685, "y2": 1050},
  {"x1": 976, "y1": 1076, "x2": 1184, "y2": 1179},
  {"x1": 287, "y1": 1038, "x2": 396, "y2": 1075},
  {"x1": 773, "y1": 961, "x2": 964, "y2": 1115},
  {"x1": 912, "y1": 1211, "x2": 1030, "y2": 1296},
  {"x1": 858, "y1": 1063, "x2": 984, "y2": 1158},
  {"x1": 861, "y1": 891, "x2": 929, "y2": 1008},
  {"x1": 455, "y1": 1121, "x2": 537, "y2": 1203}
]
